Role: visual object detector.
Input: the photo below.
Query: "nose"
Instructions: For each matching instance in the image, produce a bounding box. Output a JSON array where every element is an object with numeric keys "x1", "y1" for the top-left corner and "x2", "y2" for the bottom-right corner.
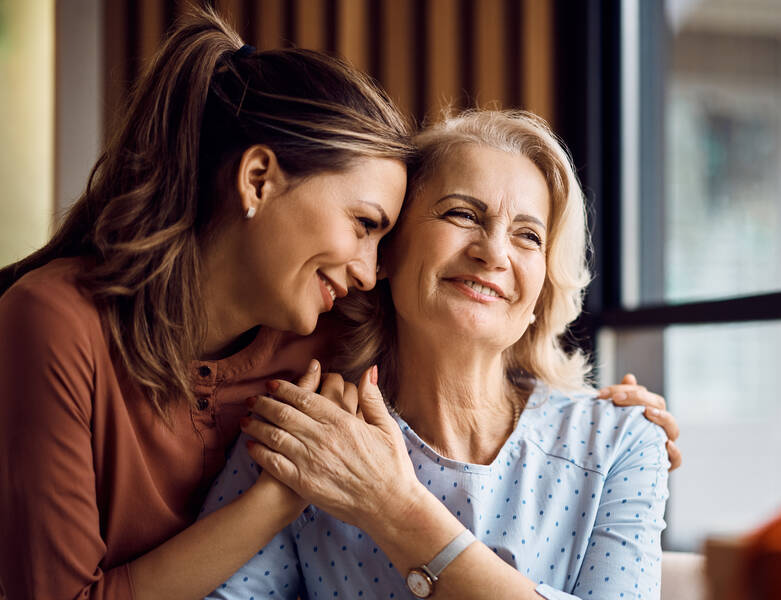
[
  {"x1": 467, "y1": 228, "x2": 511, "y2": 270},
  {"x1": 347, "y1": 247, "x2": 378, "y2": 292}
]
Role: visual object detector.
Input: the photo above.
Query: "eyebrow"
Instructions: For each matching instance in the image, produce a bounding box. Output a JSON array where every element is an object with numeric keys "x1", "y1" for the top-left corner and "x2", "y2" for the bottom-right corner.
[
  {"x1": 361, "y1": 201, "x2": 390, "y2": 229},
  {"x1": 436, "y1": 193, "x2": 547, "y2": 230}
]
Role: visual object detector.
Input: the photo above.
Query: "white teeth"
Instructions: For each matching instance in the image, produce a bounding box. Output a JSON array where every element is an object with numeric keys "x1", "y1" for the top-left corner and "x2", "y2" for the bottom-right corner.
[
  {"x1": 460, "y1": 279, "x2": 500, "y2": 297},
  {"x1": 320, "y1": 276, "x2": 336, "y2": 300}
]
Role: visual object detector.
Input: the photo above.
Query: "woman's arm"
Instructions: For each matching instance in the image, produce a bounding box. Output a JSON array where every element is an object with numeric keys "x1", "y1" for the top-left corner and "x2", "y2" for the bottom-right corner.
[
  {"x1": 0, "y1": 284, "x2": 135, "y2": 599},
  {"x1": 0, "y1": 283, "x2": 311, "y2": 600},
  {"x1": 243, "y1": 369, "x2": 668, "y2": 599}
]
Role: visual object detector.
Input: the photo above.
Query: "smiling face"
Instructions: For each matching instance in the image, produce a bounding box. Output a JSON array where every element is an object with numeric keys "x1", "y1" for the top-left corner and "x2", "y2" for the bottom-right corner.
[
  {"x1": 384, "y1": 143, "x2": 549, "y2": 350},
  {"x1": 243, "y1": 157, "x2": 407, "y2": 335}
]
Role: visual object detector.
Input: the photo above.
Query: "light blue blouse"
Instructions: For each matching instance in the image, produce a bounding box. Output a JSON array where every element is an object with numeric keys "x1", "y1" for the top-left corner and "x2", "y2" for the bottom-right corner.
[{"x1": 201, "y1": 385, "x2": 669, "y2": 599}]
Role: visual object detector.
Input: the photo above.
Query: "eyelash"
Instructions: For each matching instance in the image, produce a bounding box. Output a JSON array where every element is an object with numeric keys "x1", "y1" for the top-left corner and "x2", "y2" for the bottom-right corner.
[
  {"x1": 358, "y1": 217, "x2": 379, "y2": 235},
  {"x1": 445, "y1": 208, "x2": 478, "y2": 223},
  {"x1": 518, "y1": 230, "x2": 542, "y2": 246},
  {"x1": 445, "y1": 209, "x2": 543, "y2": 246}
]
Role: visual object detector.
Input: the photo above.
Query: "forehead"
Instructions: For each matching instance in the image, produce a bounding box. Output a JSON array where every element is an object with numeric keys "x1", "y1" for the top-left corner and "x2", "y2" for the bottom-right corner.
[{"x1": 418, "y1": 144, "x2": 550, "y2": 219}]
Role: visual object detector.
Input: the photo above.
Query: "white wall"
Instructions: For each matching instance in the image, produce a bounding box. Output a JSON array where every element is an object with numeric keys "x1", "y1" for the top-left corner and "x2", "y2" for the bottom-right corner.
[{"x1": 0, "y1": 0, "x2": 55, "y2": 267}]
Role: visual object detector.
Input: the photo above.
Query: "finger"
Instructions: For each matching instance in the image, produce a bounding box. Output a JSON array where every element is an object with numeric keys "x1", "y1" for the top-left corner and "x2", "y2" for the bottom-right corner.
[
  {"x1": 266, "y1": 380, "x2": 331, "y2": 421},
  {"x1": 611, "y1": 388, "x2": 666, "y2": 411},
  {"x1": 247, "y1": 394, "x2": 318, "y2": 434},
  {"x1": 667, "y1": 440, "x2": 682, "y2": 471},
  {"x1": 296, "y1": 359, "x2": 322, "y2": 392},
  {"x1": 597, "y1": 383, "x2": 647, "y2": 399},
  {"x1": 357, "y1": 365, "x2": 391, "y2": 426},
  {"x1": 240, "y1": 415, "x2": 304, "y2": 459},
  {"x1": 320, "y1": 372, "x2": 346, "y2": 405},
  {"x1": 643, "y1": 407, "x2": 680, "y2": 441},
  {"x1": 246, "y1": 440, "x2": 302, "y2": 493},
  {"x1": 341, "y1": 382, "x2": 360, "y2": 415},
  {"x1": 621, "y1": 373, "x2": 638, "y2": 385}
]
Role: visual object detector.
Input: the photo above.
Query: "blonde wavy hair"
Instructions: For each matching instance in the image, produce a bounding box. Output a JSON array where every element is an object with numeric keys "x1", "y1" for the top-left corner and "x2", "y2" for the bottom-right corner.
[{"x1": 333, "y1": 110, "x2": 592, "y2": 401}]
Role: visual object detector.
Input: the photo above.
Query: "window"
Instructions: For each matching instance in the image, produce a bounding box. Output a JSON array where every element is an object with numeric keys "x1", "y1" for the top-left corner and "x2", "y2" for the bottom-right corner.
[
  {"x1": 554, "y1": 0, "x2": 781, "y2": 553},
  {"x1": 603, "y1": 0, "x2": 781, "y2": 551}
]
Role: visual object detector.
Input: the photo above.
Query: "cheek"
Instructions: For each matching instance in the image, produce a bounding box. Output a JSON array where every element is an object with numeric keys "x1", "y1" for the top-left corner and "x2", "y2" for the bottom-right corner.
[{"x1": 516, "y1": 253, "x2": 547, "y2": 301}]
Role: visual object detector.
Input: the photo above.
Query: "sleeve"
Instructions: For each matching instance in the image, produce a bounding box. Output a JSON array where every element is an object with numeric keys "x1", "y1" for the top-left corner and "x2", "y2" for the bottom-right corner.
[
  {"x1": 0, "y1": 283, "x2": 134, "y2": 600},
  {"x1": 200, "y1": 432, "x2": 303, "y2": 600},
  {"x1": 536, "y1": 412, "x2": 670, "y2": 600}
]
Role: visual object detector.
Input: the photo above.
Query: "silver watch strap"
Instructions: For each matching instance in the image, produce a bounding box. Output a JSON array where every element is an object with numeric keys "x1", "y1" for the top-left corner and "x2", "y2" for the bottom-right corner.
[{"x1": 423, "y1": 529, "x2": 476, "y2": 580}]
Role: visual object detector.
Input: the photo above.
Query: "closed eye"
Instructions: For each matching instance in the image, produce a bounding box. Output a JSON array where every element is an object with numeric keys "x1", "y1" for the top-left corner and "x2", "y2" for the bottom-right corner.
[
  {"x1": 516, "y1": 230, "x2": 542, "y2": 246},
  {"x1": 358, "y1": 217, "x2": 379, "y2": 235},
  {"x1": 444, "y1": 208, "x2": 479, "y2": 223}
]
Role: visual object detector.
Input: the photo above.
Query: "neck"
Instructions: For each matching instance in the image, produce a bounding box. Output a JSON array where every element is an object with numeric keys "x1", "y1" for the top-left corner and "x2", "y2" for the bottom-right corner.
[
  {"x1": 393, "y1": 319, "x2": 523, "y2": 465},
  {"x1": 200, "y1": 234, "x2": 256, "y2": 360}
]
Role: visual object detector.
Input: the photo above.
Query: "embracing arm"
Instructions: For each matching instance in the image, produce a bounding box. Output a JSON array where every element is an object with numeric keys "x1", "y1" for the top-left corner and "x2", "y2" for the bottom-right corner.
[{"x1": 0, "y1": 284, "x2": 308, "y2": 600}]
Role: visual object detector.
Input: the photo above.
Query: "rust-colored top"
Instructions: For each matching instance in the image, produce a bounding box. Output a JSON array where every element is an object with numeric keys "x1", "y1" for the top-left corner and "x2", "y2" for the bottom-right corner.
[{"x1": 0, "y1": 259, "x2": 323, "y2": 600}]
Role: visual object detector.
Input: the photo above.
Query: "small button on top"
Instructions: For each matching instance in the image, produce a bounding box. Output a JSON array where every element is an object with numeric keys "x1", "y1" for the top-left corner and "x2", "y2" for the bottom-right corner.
[
  {"x1": 198, "y1": 365, "x2": 212, "y2": 377},
  {"x1": 196, "y1": 397, "x2": 209, "y2": 411}
]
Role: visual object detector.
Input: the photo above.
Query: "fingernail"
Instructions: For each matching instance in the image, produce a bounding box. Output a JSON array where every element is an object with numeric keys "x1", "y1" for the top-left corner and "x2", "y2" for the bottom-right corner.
[
  {"x1": 240, "y1": 416, "x2": 251, "y2": 428},
  {"x1": 647, "y1": 407, "x2": 660, "y2": 416},
  {"x1": 370, "y1": 365, "x2": 378, "y2": 385},
  {"x1": 266, "y1": 380, "x2": 280, "y2": 393},
  {"x1": 308, "y1": 359, "x2": 320, "y2": 372},
  {"x1": 613, "y1": 392, "x2": 627, "y2": 401}
]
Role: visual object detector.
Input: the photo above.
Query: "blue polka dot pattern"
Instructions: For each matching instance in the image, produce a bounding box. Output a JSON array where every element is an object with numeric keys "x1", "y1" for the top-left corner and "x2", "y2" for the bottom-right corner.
[{"x1": 201, "y1": 386, "x2": 669, "y2": 599}]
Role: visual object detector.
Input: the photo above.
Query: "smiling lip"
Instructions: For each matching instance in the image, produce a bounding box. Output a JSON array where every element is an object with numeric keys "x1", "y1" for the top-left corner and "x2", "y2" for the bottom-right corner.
[
  {"x1": 445, "y1": 275, "x2": 507, "y2": 303},
  {"x1": 317, "y1": 272, "x2": 347, "y2": 311}
]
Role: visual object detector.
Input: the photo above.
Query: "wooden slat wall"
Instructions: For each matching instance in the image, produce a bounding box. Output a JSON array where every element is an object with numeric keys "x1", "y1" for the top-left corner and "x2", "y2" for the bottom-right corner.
[{"x1": 103, "y1": 0, "x2": 556, "y2": 135}]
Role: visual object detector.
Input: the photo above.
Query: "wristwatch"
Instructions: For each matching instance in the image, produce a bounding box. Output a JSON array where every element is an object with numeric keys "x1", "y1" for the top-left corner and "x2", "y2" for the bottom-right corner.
[{"x1": 405, "y1": 529, "x2": 476, "y2": 598}]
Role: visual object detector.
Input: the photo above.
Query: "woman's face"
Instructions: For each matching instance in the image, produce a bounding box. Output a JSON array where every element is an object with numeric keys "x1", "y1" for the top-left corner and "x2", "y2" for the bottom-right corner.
[
  {"x1": 245, "y1": 157, "x2": 407, "y2": 335},
  {"x1": 385, "y1": 144, "x2": 549, "y2": 350}
]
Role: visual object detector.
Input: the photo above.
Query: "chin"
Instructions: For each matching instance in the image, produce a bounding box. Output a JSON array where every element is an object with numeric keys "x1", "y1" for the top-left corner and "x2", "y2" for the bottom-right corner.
[{"x1": 288, "y1": 312, "x2": 319, "y2": 336}]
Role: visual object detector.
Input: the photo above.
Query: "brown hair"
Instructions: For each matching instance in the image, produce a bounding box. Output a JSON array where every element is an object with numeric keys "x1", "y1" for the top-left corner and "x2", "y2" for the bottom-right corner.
[
  {"x1": 334, "y1": 110, "x2": 592, "y2": 403},
  {"x1": 0, "y1": 6, "x2": 413, "y2": 417}
]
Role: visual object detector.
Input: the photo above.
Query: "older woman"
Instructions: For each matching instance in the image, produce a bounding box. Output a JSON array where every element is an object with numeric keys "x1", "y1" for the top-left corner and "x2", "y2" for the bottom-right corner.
[{"x1": 203, "y1": 111, "x2": 670, "y2": 599}]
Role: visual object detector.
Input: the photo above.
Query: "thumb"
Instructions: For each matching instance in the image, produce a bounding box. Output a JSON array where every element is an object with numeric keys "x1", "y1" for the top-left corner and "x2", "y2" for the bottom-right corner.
[
  {"x1": 621, "y1": 373, "x2": 637, "y2": 385},
  {"x1": 297, "y1": 359, "x2": 322, "y2": 392},
  {"x1": 357, "y1": 365, "x2": 391, "y2": 426}
]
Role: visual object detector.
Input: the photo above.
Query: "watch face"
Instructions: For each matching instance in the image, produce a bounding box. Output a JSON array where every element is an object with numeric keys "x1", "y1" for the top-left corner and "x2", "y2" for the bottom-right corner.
[{"x1": 406, "y1": 569, "x2": 433, "y2": 598}]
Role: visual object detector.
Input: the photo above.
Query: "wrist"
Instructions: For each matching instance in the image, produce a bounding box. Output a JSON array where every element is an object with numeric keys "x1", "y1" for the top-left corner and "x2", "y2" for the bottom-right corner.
[
  {"x1": 361, "y1": 480, "x2": 461, "y2": 553},
  {"x1": 246, "y1": 475, "x2": 306, "y2": 526}
]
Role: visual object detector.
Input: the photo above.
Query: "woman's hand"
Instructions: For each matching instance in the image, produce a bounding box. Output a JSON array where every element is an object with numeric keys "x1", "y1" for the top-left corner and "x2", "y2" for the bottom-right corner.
[
  {"x1": 241, "y1": 360, "x2": 324, "y2": 524},
  {"x1": 242, "y1": 365, "x2": 423, "y2": 531},
  {"x1": 597, "y1": 373, "x2": 682, "y2": 470}
]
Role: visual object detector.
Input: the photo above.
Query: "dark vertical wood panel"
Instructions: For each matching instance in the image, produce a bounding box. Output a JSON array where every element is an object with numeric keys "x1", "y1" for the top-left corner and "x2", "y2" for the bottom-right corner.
[
  {"x1": 337, "y1": 0, "x2": 369, "y2": 72},
  {"x1": 460, "y1": 0, "x2": 475, "y2": 108},
  {"x1": 505, "y1": 0, "x2": 523, "y2": 108},
  {"x1": 103, "y1": 0, "x2": 130, "y2": 138},
  {"x1": 138, "y1": 0, "x2": 166, "y2": 69},
  {"x1": 256, "y1": 0, "x2": 285, "y2": 50},
  {"x1": 522, "y1": 0, "x2": 553, "y2": 122},
  {"x1": 367, "y1": 0, "x2": 381, "y2": 79},
  {"x1": 380, "y1": 0, "x2": 414, "y2": 118},
  {"x1": 295, "y1": 0, "x2": 327, "y2": 50},
  {"x1": 474, "y1": 0, "x2": 505, "y2": 109},
  {"x1": 426, "y1": 0, "x2": 459, "y2": 119}
]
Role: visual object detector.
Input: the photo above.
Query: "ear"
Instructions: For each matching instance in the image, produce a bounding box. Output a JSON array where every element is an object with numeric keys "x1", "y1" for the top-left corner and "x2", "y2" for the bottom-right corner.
[{"x1": 236, "y1": 145, "x2": 286, "y2": 217}]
